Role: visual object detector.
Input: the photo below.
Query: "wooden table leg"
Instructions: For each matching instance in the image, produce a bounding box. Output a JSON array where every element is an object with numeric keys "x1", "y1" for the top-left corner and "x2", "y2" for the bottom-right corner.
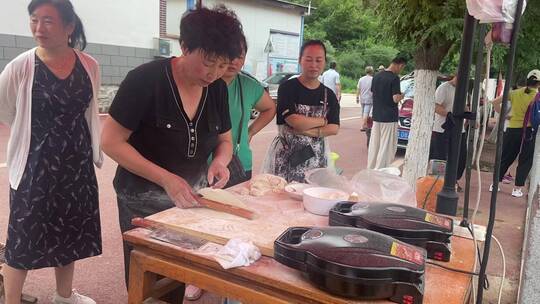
[{"x1": 128, "y1": 250, "x2": 157, "y2": 304}]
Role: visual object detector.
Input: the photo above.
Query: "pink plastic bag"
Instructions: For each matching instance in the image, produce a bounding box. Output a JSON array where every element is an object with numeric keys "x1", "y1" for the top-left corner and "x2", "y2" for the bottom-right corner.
[{"x1": 492, "y1": 22, "x2": 513, "y2": 44}]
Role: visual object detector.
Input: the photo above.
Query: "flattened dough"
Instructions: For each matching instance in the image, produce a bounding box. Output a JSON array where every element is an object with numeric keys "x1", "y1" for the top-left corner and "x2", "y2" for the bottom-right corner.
[
  {"x1": 249, "y1": 174, "x2": 287, "y2": 196},
  {"x1": 198, "y1": 188, "x2": 248, "y2": 209}
]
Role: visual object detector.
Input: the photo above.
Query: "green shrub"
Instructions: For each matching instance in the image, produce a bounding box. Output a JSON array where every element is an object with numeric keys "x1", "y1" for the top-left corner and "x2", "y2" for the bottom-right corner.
[{"x1": 340, "y1": 76, "x2": 358, "y2": 93}]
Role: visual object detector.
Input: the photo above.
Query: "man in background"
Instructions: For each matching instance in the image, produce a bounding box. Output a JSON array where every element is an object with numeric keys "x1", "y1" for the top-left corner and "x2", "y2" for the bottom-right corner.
[
  {"x1": 321, "y1": 61, "x2": 341, "y2": 101},
  {"x1": 367, "y1": 57, "x2": 407, "y2": 169},
  {"x1": 357, "y1": 66, "x2": 374, "y2": 130},
  {"x1": 430, "y1": 74, "x2": 467, "y2": 192}
]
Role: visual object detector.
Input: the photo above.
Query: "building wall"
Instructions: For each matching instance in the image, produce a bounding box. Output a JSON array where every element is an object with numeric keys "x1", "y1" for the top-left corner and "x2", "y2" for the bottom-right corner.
[
  {"x1": 0, "y1": 0, "x2": 303, "y2": 83},
  {"x1": 0, "y1": 33, "x2": 155, "y2": 85},
  {"x1": 0, "y1": 0, "x2": 158, "y2": 84},
  {"x1": 165, "y1": 0, "x2": 304, "y2": 79},
  {"x1": 0, "y1": 0, "x2": 159, "y2": 49}
]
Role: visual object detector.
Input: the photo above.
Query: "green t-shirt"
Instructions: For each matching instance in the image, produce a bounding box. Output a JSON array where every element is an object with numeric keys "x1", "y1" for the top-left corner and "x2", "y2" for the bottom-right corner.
[{"x1": 227, "y1": 72, "x2": 264, "y2": 171}]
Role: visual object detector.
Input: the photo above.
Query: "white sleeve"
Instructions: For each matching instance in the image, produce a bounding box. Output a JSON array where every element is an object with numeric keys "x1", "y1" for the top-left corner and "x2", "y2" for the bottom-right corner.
[
  {"x1": 335, "y1": 73, "x2": 340, "y2": 84},
  {"x1": 434, "y1": 85, "x2": 445, "y2": 106},
  {"x1": 0, "y1": 63, "x2": 17, "y2": 125}
]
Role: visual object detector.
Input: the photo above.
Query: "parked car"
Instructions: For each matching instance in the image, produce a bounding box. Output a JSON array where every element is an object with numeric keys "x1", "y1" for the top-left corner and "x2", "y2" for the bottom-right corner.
[
  {"x1": 262, "y1": 72, "x2": 299, "y2": 101},
  {"x1": 397, "y1": 72, "x2": 452, "y2": 149}
]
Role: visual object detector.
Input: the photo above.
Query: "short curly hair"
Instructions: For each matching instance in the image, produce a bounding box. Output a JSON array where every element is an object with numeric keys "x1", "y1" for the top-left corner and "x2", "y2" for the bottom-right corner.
[{"x1": 180, "y1": 5, "x2": 244, "y2": 61}]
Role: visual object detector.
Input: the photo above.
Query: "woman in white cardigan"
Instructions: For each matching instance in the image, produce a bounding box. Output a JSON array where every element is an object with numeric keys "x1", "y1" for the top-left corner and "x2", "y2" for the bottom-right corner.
[{"x1": 0, "y1": 1, "x2": 102, "y2": 304}]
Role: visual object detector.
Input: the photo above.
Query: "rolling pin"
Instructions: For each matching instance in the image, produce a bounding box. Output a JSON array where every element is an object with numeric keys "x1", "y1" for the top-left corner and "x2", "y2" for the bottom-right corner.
[{"x1": 196, "y1": 196, "x2": 255, "y2": 220}]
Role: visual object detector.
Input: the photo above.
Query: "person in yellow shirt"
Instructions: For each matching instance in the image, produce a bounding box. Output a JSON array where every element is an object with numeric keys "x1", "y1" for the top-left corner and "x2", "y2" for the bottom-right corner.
[{"x1": 491, "y1": 70, "x2": 540, "y2": 197}]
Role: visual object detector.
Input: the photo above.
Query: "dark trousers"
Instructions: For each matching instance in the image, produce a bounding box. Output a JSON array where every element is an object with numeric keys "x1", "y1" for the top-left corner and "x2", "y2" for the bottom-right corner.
[
  {"x1": 430, "y1": 131, "x2": 468, "y2": 180},
  {"x1": 499, "y1": 128, "x2": 536, "y2": 187},
  {"x1": 116, "y1": 189, "x2": 185, "y2": 303}
]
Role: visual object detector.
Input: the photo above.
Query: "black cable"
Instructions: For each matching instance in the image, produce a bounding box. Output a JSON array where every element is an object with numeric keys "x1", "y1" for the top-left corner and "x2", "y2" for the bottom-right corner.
[
  {"x1": 426, "y1": 261, "x2": 479, "y2": 276},
  {"x1": 466, "y1": 224, "x2": 490, "y2": 290},
  {"x1": 466, "y1": 224, "x2": 484, "y2": 265},
  {"x1": 422, "y1": 174, "x2": 440, "y2": 209}
]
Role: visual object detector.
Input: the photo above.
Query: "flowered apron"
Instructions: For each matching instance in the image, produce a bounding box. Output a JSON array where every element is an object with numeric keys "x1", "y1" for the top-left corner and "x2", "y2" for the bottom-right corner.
[{"x1": 263, "y1": 89, "x2": 330, "y2": 182}]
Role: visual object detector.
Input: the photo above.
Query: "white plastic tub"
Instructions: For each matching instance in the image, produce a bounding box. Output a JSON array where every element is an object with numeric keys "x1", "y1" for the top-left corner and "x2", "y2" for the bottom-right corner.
[{"x1": 302, "y1": 187, "x2": 349, "y2": 216}]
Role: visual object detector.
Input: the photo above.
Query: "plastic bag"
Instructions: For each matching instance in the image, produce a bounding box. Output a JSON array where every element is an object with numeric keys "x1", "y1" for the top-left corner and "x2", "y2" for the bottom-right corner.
[
  {"x1": 304, "y1": 168, "x2": 353, "y2": 193},
  {"x1": 304, "y1": 168, "x2": 417, "y2": 207},
  {"x1": 350, "y1": 170, "x2": 417, "y2": 207},
  {"x1": 502, "y1": 0, "x2": 526, "y2": 23},
  {"x1": 492, "y1": 22, "x2": 513, "y2": 44},
  {"x1": 466, "y1": 0, "x2": 526, "y2": 24}
]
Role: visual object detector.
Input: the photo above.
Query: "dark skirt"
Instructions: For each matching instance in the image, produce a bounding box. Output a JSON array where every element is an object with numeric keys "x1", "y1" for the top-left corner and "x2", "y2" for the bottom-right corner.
[{"x1": 5, "y1": 54, "x2": 102, "y2": 270}]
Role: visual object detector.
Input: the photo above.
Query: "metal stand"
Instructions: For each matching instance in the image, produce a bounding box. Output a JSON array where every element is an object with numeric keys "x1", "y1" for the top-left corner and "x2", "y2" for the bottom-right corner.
[
  {"x1": 436, "y1": 13, "x2": 477, "y2": 216},
  {"x1": 462, "y1": 23, "x2": 487, "y2": 225},
  {"x1": 477, "y1": 0, "x2": 526, "y2": 302}
]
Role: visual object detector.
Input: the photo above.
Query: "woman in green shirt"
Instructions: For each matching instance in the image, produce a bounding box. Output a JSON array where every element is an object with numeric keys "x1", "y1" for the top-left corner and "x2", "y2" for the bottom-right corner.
[
  {"x1": 221, "y1": 40, "x2": 276, "y2": 182},
  {"x1": 492, "y1": 70, "x2": 540, "y2": 197}
]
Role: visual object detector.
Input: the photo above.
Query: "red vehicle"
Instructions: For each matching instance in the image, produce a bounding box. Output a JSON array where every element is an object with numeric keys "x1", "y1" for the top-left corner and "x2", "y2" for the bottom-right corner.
[{"x1": 397, "y1": 98, "x2": 414, "y2": 149}]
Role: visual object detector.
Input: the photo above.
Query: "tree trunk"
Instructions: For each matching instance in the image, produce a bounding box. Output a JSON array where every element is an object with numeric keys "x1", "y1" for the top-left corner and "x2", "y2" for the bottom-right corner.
[
  {"x1": 403, "y1": 69, "x2": 439, "y2": 188},
  {"x1": 402, "y1": 42, "x2": 452, "y2": 189}
]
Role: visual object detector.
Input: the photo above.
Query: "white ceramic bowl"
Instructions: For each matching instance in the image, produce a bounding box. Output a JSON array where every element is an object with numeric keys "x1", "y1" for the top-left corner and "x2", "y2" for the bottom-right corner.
[
  {"x1": 302, "y1": 187, "x2": 349, "y2": 216},
  {"x1": 284, "y1": 183, "x2": 312, "y2": 200}
]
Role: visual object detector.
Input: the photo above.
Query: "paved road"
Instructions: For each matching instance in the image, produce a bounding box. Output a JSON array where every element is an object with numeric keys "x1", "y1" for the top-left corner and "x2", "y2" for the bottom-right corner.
[{"x1": 0, "y1": 94, "x2": 526, "y2": 303}]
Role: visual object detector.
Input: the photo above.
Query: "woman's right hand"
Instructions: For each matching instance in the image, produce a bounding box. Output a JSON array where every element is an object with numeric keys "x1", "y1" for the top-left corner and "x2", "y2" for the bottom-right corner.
[{"x1": 161, "y1": 173, "x2": 200, "y2": 208}]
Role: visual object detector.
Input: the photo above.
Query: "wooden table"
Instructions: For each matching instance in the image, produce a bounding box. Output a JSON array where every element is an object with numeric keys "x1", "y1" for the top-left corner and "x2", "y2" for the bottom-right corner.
[{"x1": 124, "y1": 228, "x2": 475, "y2": 304}]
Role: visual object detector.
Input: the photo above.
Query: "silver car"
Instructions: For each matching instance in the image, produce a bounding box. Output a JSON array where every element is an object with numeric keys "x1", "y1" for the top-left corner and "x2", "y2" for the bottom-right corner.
[{"x1": 262, "y1": 72, "x2": 300, "y2": 101}]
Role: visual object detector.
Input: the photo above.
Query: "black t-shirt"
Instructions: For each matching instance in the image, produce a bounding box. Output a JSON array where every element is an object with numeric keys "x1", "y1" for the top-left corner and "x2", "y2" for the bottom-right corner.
[
  {"x1": 371, "y1": 70, "x2": 401, "y2": 122},
  {"x1": 276, "y1": 78, "x2": 340, "y2": 125},
  {"x1": 109, "y1": 57, "x2": 231, "y2": 193}
]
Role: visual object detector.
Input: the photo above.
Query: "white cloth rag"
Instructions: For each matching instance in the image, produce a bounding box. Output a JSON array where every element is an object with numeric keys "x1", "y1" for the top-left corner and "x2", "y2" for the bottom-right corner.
[{"x1": 213, "y1": 238, "x2": 261, "y2": 269}]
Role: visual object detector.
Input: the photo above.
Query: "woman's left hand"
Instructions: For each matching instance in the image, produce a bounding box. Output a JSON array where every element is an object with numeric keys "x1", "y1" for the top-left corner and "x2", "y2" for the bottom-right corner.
[{"x1": 207, "y1": 160, "x2": 230, "y2": 189}]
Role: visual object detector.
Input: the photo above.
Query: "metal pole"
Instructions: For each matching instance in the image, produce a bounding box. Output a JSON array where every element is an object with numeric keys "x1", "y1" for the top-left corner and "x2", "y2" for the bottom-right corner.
[
  {"x1": 463, "y1": 24, "x2": 487, "y2": 224},
  {"x1": 477, "y1": 0, "x2": 526, "y2": 302},
  {"x1": 436, "y1": 12, "x2": 477, "y2": 216}
]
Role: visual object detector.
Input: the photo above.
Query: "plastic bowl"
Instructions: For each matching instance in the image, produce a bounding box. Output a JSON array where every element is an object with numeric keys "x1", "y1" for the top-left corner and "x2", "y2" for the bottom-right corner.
[{"x1": 302, "y1": 187, "x2": 349, "y2": 216}]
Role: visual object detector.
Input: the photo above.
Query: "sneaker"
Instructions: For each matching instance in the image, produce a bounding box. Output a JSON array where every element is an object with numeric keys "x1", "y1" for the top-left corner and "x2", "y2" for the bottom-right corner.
[
  {"x1": 502, "y1": 174, "x2": 513, "y2": 184},
  {"x1": 184, "y1": 285, "x2": 204, "y2": 301},
  {"x1": 512, "y1": 188, "x2": 524, "y2": 198},
  {"x1": 489, "y1": 184, "x2": 500, "y2": 192},
  {"x1": 53, "y1": 290, "x2": 96, "y2": 304}
]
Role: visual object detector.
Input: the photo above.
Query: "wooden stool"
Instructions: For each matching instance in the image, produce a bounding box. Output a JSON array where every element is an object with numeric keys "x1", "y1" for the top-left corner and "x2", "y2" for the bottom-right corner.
[{"x1": 0, "y1": 243, "x2": 38, "y2": 304}]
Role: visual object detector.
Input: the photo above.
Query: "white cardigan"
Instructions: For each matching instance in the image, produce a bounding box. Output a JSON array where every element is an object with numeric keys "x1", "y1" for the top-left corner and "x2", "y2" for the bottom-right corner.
[{"x1": 0, "y1": 48, "x2": 103, "y2": 190}]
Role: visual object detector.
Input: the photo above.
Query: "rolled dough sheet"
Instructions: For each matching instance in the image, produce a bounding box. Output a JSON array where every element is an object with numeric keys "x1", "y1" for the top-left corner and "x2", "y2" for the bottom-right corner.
[{"x1": 198, "y1": 187, "x2": 248, "y2": 209}]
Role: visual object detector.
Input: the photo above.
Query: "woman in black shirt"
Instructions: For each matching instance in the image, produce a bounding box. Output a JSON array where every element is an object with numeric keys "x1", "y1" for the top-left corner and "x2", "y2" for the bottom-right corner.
[
  {"x1": 263, "y1": 40, "x2": 340, "y2": 182},
  {"x1": 100, "y1": 6, "x2": 245, "y2": 287}
]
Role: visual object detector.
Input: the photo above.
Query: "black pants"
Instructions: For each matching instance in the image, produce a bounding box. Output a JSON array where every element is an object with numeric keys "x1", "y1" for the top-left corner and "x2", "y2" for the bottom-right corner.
[
  {"x1": 116, "y1": 188, "x2": 185, "y2": 303},
  {"x1": 430, "y1": 131, "x2": 468, "y2": 180},
  {"x1": 499, "y1": 128, "x2": 536, "y2": 187}
]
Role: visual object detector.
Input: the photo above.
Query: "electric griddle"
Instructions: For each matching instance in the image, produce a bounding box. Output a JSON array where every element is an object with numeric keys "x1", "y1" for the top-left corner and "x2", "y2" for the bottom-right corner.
[
  {"x1": 329, "y1": 201, "x2": 453, "y2": 261},
  {"x1": 274, "y1": 226, "x2": 425, "y2": 303}
]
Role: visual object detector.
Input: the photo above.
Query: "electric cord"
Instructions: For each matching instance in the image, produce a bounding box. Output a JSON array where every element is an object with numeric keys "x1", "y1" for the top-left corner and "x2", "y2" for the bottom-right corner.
[
  {"x1": 467, "y1": 223, "x2": 490, "y2": 291},
  {"x1": 426, "y1": 261, "x2": 479, "y2": 276},
  {"x1": 492, "y1": 235, "x2": 506, "y2": 304},
  {"x1": 469, "y1": 63, "x2": 492, "y2": 303},
  {"x1": 466, "y1": 224, "x2": 484, "y2": 268},
  {"x1": 468, "y1": 71, "x2": 507, "y2": 303},
  {"x1": 421, "y1": 174, "x2": 440, "y2": 209}
]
